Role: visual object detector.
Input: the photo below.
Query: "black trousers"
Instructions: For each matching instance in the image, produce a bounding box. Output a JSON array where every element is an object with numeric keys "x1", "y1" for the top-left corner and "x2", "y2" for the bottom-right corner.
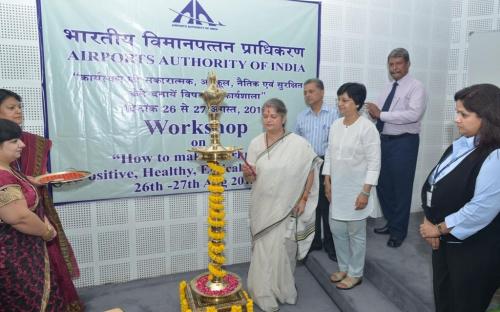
[
  {"x1": 377, "y1": 133, "x2": 419, "y2": 240},
  {"x1": 311, "y1": 164, "x2": 334, "y2": 252},
  {"x1": 432, "y1": 238, "x2": 500, "y2": 312}
]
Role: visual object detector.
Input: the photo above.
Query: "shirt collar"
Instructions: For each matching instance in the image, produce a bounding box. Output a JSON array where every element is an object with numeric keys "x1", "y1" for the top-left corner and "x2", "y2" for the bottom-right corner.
[
  {"x1": 306, "y1": 103, "x2": 330, "y2": 115},
  {"x1": 452, "y1": 136, "x2": 476, "y2": 158},
  {"x1": 393, "y1": 73, "x2": 411, "y2": 86}
]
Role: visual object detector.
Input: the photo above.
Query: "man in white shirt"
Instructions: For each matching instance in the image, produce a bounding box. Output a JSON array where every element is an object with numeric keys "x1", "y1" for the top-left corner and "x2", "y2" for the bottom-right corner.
[
  {"x1": 366, "y1": 48, "x2": 427, "y2": 248},
  {"x1": 295, "y1": 78, "x2": 339, "y2": 260}
]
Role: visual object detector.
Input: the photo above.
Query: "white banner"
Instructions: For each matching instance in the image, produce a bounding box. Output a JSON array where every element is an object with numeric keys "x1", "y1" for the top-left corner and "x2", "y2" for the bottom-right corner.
[{"x1": 38, "y1": 0, "x2": 320, "y2": 203}]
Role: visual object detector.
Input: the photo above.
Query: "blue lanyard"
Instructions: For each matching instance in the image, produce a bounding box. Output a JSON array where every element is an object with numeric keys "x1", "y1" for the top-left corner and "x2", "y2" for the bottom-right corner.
[{"x1": 431, "y1": 148, "x2": 475, "y2": 188}]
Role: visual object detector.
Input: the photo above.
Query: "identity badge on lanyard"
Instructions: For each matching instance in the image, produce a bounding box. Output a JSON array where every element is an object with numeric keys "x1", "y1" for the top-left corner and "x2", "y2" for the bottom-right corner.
[{"x1": 427, "y1": 148, "x2": 475, "y2": 207}]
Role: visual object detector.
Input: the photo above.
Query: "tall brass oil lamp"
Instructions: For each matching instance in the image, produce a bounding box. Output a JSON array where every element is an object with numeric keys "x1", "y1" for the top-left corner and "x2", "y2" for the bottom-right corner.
[{"x1": 179, "y1": 72, "x2": 253, "y2": 312}]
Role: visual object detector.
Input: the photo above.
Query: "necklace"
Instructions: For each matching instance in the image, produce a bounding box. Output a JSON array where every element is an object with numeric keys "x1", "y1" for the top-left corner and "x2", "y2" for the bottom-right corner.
[{"x1": 265, "y1": 129, "x2": 285, "y2": 159}]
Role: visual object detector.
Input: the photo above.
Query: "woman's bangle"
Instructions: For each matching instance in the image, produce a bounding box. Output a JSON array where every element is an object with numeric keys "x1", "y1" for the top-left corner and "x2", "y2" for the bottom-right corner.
[
  {"x1": 42, "y1": 225, "x2": 53, "y2": 241},
  {"x1": 360, "y1": 190, "x2": 370, "y2": 197}
]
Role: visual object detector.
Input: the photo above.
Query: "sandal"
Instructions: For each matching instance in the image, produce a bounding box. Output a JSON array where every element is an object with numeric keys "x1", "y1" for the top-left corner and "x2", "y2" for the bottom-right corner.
[
  {"x1": 336, "y1": 276, "x2": 362, "y2": 290},
  {"x1": 329, "y1": 271, "x2": 347, "y2": 283}
]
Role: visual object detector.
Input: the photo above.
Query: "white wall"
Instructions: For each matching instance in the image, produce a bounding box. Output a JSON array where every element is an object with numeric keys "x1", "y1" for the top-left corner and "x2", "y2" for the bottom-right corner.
[
  {"x1": 318, "y1": 0, "x2": 451, "y2": 213},
  {"x1": 446, "y1": 0, "x2": 500, "y2": 140},
  {"x1": 1, "y1": 0, "x2": 497, "y2": 287}
]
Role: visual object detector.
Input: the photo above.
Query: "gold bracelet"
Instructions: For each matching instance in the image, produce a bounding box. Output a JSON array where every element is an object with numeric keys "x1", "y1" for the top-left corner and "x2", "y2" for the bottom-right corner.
[
  {"x1": 437, "y1": 223, "x2": 444, "y2": 235},
  {"x1": 42, "y1": 225, "x2": 53, "y2": 241}
]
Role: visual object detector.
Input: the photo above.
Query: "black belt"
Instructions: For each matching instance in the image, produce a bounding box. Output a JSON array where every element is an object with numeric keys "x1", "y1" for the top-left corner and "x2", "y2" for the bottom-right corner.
[{"x1": 380, "y1": 133, "x2": 417, "y2": 140}]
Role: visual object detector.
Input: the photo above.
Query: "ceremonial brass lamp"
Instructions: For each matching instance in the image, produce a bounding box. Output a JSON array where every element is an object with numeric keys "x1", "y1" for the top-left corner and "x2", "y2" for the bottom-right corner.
[{"x1": 179, "y1": 72, "x2": 253, "y2": 312}]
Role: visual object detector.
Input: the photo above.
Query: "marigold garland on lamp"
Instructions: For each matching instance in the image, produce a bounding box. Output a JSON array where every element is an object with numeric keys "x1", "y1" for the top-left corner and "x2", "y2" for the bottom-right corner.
[{"x1": 179, "y1": 72, "x2": 252, "y2": 312}]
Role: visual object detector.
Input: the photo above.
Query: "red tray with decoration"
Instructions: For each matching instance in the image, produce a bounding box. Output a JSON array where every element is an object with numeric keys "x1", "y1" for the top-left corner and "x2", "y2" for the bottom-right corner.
[{"x1": 35, "y1": 170, "x2": 91, "y2": 185}]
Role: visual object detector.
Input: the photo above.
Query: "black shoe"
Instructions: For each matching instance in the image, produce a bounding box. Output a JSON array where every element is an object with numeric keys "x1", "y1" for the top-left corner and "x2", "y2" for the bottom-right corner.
[
  {"x1": 327, "y1": 251, "x2": 337, "y2": 262},
  {"x1": 374, "y1": 225, "x2": 390, "y2": 235},
  {"x1": 387, "y1": 237, "x2": 403, "y2": 248}
]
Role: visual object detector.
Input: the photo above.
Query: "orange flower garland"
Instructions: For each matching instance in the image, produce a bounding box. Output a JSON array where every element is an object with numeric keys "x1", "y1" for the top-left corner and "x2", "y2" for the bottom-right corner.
[
  {"x1": 230, "y1": 306, "x2": 242, "y2": 312},
  {"x1": 243, "y1": 291, "x2": 254, "y2": 312},
  {"x1": 179, "y1": 161, "x2": 254, "y2": 311},
  {"x1": 179, "y1": 281, "x2": 191, "y2": 312},
  {"x1": 207, "y1": 162, "x2": 226, "y2": 280}
]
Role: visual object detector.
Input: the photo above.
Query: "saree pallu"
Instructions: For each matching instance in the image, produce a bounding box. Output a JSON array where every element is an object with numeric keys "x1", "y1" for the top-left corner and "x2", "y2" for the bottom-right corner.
[
  {"x1": 17, "y1": 132, "x2": 83, "y2": 311},
  {"x1": 246, "y1": 132, "x2": 322, "y2": 312},
  {"x1": 0, "y1": 170, "x2": 65, "y2": 312}
]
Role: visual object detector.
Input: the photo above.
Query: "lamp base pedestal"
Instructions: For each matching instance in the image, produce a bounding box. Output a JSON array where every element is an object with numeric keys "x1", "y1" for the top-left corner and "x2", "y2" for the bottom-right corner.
[
  {"x1": 180, "y1": 272, "x2": 252, "y2": 312},
  {"x1": 185, "y1": 286, "x2": 250, "y2": 312}
]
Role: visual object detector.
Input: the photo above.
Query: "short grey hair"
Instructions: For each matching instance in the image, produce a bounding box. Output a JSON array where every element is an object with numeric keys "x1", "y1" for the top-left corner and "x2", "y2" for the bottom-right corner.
[
  {"x1": 387, "y1": 48, "x2": 410, "y2": 63},
  {"x1": 262, "y1": 98, "x2": 287, "y2": 118},
  {"x1": 262, "y1": 98, "x2": 287, "y2": 127},
  {"x1": 304, "y1": 78, "x2": 324, "y2": 90}
]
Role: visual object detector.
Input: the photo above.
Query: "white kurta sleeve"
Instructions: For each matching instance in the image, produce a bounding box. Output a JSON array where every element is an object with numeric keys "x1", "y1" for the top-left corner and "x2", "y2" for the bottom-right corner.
[
  {"x1": 322, "y1": 127, "x2": 333, "y2": 175},
  {"x1": 361, "y1": 122, "x2": 381, "y2": 185}
]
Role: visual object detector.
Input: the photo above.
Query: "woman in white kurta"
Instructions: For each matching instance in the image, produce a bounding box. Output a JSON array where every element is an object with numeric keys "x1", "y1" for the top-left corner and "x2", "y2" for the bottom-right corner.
[
  {"x1": 323, "y1": 83, "x2": 381, "y2": 289},
  {"x1": 242, "y1": 98, "x2": 322, "y2": 312}
]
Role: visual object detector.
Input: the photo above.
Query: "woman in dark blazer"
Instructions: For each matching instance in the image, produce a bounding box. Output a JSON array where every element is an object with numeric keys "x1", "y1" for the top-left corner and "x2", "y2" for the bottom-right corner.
[{"x1": 419, "y1": 84, "x2": 500, "y2": 312}]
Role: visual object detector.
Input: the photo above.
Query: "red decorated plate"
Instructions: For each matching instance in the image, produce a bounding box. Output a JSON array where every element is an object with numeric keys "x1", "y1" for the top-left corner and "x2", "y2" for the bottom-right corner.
[{"x1": 35, "y1": 170, "x2": 91, "y2": 185}]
